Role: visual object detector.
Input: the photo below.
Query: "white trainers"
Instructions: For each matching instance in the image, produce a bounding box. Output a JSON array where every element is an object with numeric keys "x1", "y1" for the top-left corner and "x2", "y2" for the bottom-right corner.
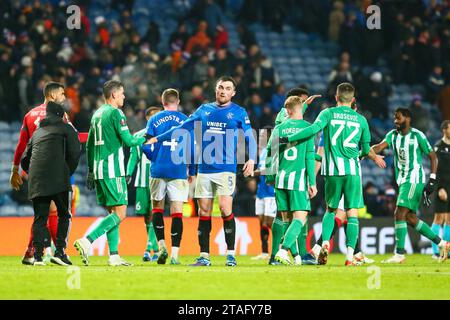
[
  {"x1": 354, "y1": 252, "x2": 375, "y2": 264},
  {"x1": 294, "y1": 255, "x2": 302, "y2": 266},
  {"x1": 275, "y1": 249, "x2": 292, "y2": 265},
  {"x1": 108, "y1": 255, "x2": 133, "y2": 266},
  {"x1": 251, "y1": 253, "x2": 270, "y2": 260},
  {"x1": 74, "y1": 237, "x2": 92, "y2": 266},
  {"x1": 311, "y1": 244, "x2": 321, "y2": 260},
  {"x1": 381, "y1": 254, "x2": 406, "y2": 264}
]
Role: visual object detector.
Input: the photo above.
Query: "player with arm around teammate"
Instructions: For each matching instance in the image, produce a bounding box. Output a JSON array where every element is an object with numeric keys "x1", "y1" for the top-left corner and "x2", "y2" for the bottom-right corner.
[
  {"x1": 266, "y1": 96, "x2": 317, "y2": 265},
  {"x1": 281, "y1": 83, "x2": 385, "y2": 265}
]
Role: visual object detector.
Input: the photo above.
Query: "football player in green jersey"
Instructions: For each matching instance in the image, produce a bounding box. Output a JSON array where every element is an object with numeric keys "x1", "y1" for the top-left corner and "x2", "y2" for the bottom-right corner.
[
  {"x1": 281, "y1": 83, "x2": 385, "y2": 266},
  {"x1": 371, "y1": 108, "x2": 449, "y2": 263},
  {"x1": 74, "y1": 80, "x2": 149, "y2": 266},
  {"x1": 267, "y1": 96, "x2": 317, "y2": 265},
  {"x1": 126, "y1": 106, "x2": 162, "y2": 262},
  {"x1": 269, "y1": 87, "x2": 321, "y2": 265}
]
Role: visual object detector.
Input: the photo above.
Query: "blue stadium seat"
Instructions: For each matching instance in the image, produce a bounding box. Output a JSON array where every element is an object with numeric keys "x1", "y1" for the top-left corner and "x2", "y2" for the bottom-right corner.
[
  {"x1": 17, "y1": 205, "x2": 34, "y2": 217},
  {"x1": 0, "y1": 122, "x2": 10, "y2": 131},
  {"x1": 0, "y1": 204, "x2": 19, "y2": 216}
]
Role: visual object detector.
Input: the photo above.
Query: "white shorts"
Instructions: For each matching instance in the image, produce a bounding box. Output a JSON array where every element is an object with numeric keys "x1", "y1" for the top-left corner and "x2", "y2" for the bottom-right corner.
[
  {"x1": 150, "y1": 178, "x2": 189, "y2": 202},
  {"x1": 255, "y1": 197, "x2": 277, "y2": 218},
  {"x1": 195, "y1": 172, "x2": 236, "y2": 198}
]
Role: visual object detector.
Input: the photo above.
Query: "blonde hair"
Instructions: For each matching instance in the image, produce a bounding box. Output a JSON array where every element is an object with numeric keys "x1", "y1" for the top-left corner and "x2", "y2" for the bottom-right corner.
[
  {"x1": 284, "y1": 96, "x2": 303, "y2": 111},
  {"x1": 162, "y1": 88, "x2": 179, "y2": 105}
]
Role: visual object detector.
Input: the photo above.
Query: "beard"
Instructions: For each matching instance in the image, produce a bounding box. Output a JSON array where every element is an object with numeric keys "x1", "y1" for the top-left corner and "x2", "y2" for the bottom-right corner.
[{"x1": 396, "y1": 122, "x2": 406, "y2": 131}]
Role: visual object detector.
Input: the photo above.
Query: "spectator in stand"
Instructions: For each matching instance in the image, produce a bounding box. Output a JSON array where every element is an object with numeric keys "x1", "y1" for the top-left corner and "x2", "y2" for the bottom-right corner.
[
  {"x1": 363, "y1": 182, "x2": 380, "y2": 216},
  {"x1": 110, "y1": 22, "x2": 130, "y2": 52},
  {"x1": 339, "y1": 11, "x2": 363, "y2": 66},
  {"x1": 214, "y1": 25, "x2": 229, "y2": 50},
  {"x1": 185, "y1": 21, "x2": 211, "y2": 56},
  {"x1": 203, "y1": 0, "x2": 224, "y2": 37},
  {"x1": 18, "y1": 58, "x2": 35, "y2": 118},
  {"x1": 379, "y1": 187, "x2": 397, "y2": 217},
  {"x1": 247, "y1": 92, "x2": 264, "y2": 123},
  {"x1": 426, "y1": 65, "x2": 445, "y2": 103},
  {"x1": 326, "y1": 61, "x2": 353, "y2": 101},
  {"x1": 183, "y1": 85, "x2": 206, "y2": 114},
  {"x1": 213, "y1": 48, "x2": 233, "y2": 76},
  {"x1": 359, "y1": 71, "x2": 391, "y2": 121},
  {"x1": 236, "y1": 23, "x2": 257, "y2": 48},
  {"x1": 393, "y1": 35, "x2": 417, "y2": 84},
  {"x1": 143, "y1": 22, "x2": 161, "y2": 53},
  {"x1": 193, "y1": 54, "x2": 210, "y2": 84},
  {"x1": 169, "y1": 21, "x2": 190, "y2": 51},
  {"x1": 415, "y1": 29, "x2": 432, "y2": 84},
  {"x1": 328, "y1": 1, "x2": 345, "y2": 42},
  {"x1": 270, "y1": 83, "x2": 286, "y2": 113},
  {"x1": 410, "y1": 94, "x2": 430, "y2": 134}
]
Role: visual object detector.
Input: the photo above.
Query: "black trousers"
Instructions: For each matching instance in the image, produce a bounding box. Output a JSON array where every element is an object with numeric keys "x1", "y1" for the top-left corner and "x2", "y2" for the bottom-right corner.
[{"x1": 32, "y1": 192, "x2": 72, "y2": 258}]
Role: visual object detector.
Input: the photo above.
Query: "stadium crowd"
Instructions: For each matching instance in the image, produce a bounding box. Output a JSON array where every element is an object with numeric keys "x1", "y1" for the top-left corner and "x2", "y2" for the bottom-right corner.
[{"x1": 0, "y1": 0, "x2": 449, "y2": 217}]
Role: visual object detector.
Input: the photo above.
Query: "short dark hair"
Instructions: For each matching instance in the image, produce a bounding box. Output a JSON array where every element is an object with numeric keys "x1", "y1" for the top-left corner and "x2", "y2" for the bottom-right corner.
[
  {"x1": 162, "y1": 88, "x2": 179, "y2": 105},
  {"x1": 286, "y1": 87, "x2": 309, "y2": 98},
  {"x1": 103, "y1": 80, "x2": 123, "y2": 99},
  {"x1": 43, "y1": 82, "x2": 64, "y2": 98},
  {"x1": 146, "y1": 106, "x2": 162, "y2": 117},
  {"x1": 336, "y1": 83, "x2": 355, "y2": 103},
  {"x1": 441, "y1": 120, "x2": 450, "y2": 131},
  {"x1": 395, "y1": 107, "x2": 412, "y2": 118},
  {"x1": 216, "y1": 76, "x2": 236, "y2": 89}
]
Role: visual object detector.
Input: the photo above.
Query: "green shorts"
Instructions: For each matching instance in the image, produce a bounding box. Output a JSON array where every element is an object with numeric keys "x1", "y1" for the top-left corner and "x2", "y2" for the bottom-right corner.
[
  {"x1": 397, "y1": 182, "x2": 424, "y2": 212},
  {"x1": 135, "y1": 187, "x2": 151, "y2": 215},
  {"x1": 275, "y1": 188, "x2": 310, "y2": 212},
  {"x1": 325, "y1": 175, "x2": 363, "y2": 210},
  {"x1": 95, "y1": 177, "x2": 128, "y2": 207}
]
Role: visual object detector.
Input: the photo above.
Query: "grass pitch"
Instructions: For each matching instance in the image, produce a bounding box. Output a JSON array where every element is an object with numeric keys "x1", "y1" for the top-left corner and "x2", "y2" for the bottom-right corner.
[{"x1": 0, "y1": 254, "x2": 449, "y2": 300}]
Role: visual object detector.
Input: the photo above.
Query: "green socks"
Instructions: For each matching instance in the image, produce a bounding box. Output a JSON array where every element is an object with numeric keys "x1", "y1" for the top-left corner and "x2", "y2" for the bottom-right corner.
[
  {"x1": 415, "y1": 220, "x2": 441, "y2": 245},
  {"x1": 271, "y1": 217, "x2": 284, "y2": 256},
  {"x1": 297, "y1": 222, "x2": 308, "y2": 257},
  {"x1": 146, "y1": 222, "x2": 159, "y2": 252},
  {"x1": 346, "y1": 217, "x2": 359, "y2": 249},
  {"x1": 87, "y1": 213, "x2": 121, "y2": 243},
  {"x1": 282, "y1": 219, "x2": 304, "y2": 251},
  {"x1": 321, "y1": 211, "x2": 336, "y2": 242},
  {"x1": 107, "y1": 225, "x2": 120, "y2": 255},
  {"x1": 395, "y1": 221, "x2": 407, "y2": 254}
]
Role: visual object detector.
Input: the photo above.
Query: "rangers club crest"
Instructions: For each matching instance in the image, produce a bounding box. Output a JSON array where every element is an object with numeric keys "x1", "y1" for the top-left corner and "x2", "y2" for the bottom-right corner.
[{"x1": 227, "y1": 112, "x2": 234, "y2": 120}]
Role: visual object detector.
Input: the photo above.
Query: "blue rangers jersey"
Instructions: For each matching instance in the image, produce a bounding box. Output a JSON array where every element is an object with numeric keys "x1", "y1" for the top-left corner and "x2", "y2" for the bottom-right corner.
[
  {"x1": 143, "y1": 110, "x2": 196, "y2": 179},
  {"x1": 155, "y1": 102, "x2": 257, "y2": 174}
]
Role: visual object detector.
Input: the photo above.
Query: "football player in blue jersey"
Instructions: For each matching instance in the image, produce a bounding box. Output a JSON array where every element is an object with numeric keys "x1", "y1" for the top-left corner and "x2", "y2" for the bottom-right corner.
[
  {"x1": 147, "y1": 76, "x2": 257, "y2": 267},
  {"x1": 143, "y1": 89, "x2": 196, "y2": 265}
]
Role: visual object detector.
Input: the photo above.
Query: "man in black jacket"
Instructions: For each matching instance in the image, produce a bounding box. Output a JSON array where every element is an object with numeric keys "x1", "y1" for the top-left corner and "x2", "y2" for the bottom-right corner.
[{"x1": 21, "y1": 102, "x2": 81, "y2": 266}]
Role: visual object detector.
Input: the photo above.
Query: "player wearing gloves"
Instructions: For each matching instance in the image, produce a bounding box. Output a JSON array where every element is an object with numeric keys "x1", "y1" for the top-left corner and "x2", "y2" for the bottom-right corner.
[{"x1": 371, "y1": 108, "x2": 449, "y2": 263}]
